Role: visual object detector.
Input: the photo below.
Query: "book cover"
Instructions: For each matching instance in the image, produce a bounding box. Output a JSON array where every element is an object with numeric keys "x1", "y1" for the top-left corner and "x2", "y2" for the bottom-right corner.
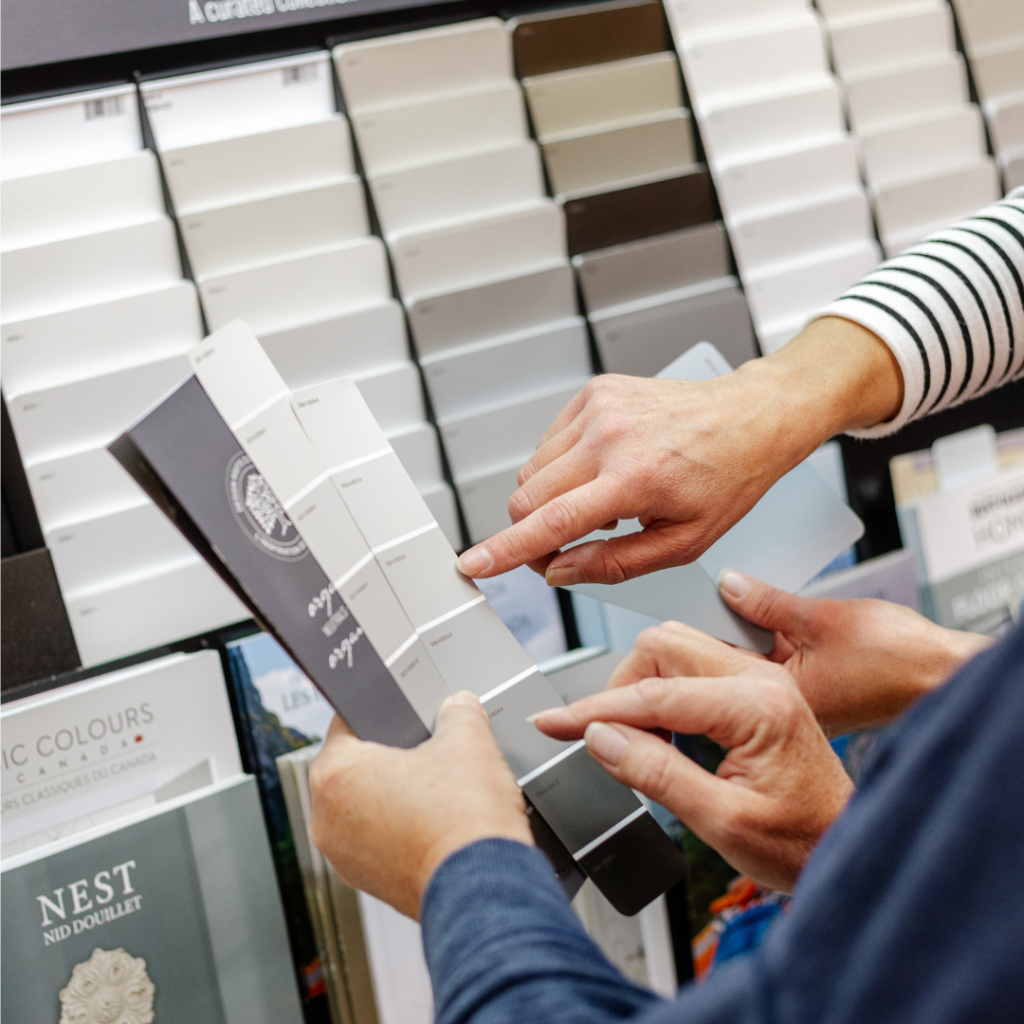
[
  {"x1": 906, "y1": 464, "x2": 1024, "y2": 635},
  {"x1": 1, "y1": 650, "x2": 241, "y2": 859},
  {"x1": 226, "y1": 632, "x2": 339, "y2": 1011},
  {"x1": 1, "y1": 776, "x2": 302, "y2": 1024}
]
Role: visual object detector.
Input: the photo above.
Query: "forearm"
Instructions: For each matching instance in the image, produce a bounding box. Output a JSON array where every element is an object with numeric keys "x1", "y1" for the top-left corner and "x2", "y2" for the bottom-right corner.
[
  {"x1": 422, "y1": 839, "x2": 660, "y2": 1024},
  {"x1": 752, "y1": 189, "x2": 1024, "y2": 453},
  {"x1": 710, "y1": 316, "x2": 903, "y2": 485},
  {"x1": 815, "y1": 188, "x2": 1024, "y2": 437}
]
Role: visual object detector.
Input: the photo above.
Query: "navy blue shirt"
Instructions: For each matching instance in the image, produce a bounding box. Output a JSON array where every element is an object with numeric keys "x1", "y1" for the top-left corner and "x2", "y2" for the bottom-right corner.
[{"x1": 422, "y1": 620, "x2": 1024, "y2": 1023}]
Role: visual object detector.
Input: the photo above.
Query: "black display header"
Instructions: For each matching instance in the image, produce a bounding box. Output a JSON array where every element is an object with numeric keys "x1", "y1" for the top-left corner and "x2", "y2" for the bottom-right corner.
[{"x1": 2, "y1": 0, "x2": 456, "y2": 70}]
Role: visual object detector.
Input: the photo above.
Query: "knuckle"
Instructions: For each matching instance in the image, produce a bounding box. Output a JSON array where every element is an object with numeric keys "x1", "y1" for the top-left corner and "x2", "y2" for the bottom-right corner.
[
  {"x1": 635, "y1": 625, "x2": 666, "y2": 652},
  {"x1": 308, "y1": 757, "x2": 342, "y2": 808},
  {"x1": 755, "y1": 675, "x2": 802, "y2": 724},
  {"x1": 636, "y1": 674, "x2": 673, "y2": 710},
  {"x1": 539, "y1": 496, "x2": 579, "y2": 538},
  {"x1": 593, "y1": 545, "x2": 631, "y2": 585},
  {"x1": 753, "y1": 586, "x2": 786, "y2": 621},
  {"x1": 507, "y1": 488, "x2": 533, "y2": 521},
  {"x1": 630, "y1": 743, "x2": 677, "y2": 801},
  {"x1": 594, "y1": 410, "x2": 633, "y2": 446}
]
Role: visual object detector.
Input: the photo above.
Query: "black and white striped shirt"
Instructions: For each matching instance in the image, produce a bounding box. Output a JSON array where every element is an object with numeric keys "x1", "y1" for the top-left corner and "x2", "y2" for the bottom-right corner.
[{"x1": 816, "y1": 186, "x2": 1024, "y2": 438}]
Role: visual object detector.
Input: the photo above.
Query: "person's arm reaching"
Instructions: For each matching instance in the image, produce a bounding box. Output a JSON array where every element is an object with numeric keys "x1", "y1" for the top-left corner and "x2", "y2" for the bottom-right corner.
[
  {"x1": 457, "y1": 188, "x2": 1024, "y2": 584},
  {"x1": 820, "y1": 188, "x2": 1024, "y2": 436},
  {"x1": 455, "y1": 316, "x2": 901, "y2": 584}
]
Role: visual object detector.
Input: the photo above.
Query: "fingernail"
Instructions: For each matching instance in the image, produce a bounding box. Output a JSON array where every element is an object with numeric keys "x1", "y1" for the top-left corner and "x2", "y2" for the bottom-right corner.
[
  {"x1": 718, "y1": 568, "x2": 754, "y2": 600},
  {"x1": 546, "y1": 564, "x2": 584, "y2": 587},
  {"x1": 584, "y1": 722, "x2": 628, "y2": 767},
  {"x1": 457, "y1": 546, "x2": 492, "y2": 577},
  {"x1": 441, "y1": 690, "x2": 481, "y2": 710},
  {"x1": 526, "y1": 708, "x2": 557, "y2": 725}
]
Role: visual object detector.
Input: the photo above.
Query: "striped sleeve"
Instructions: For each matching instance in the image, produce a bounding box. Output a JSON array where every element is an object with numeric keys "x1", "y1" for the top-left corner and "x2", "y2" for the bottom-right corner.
[{"x1": 813, "y1": 186, "x2": 1024, "y2": 439}]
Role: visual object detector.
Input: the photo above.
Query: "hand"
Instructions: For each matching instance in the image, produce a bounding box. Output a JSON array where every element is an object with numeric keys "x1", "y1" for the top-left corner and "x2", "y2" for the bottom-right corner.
[
  {"x1": 308, "y1": 693, "x2": 533, "y2": 919},
  {"x1": 532, "y1": 623, "x2": 853, "y2": 892},
  {"x1": 456, "y1": 317, "x2": 902, "y2": 584},
  {"x1": 718, "y1": 569, "x2": 991, "y2": 736}
]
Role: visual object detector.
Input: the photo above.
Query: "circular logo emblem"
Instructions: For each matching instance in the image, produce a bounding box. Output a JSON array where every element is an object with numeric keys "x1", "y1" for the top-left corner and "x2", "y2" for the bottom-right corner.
[{"x1": 227, "y1": 452, "x2": 307, "y2": 561}]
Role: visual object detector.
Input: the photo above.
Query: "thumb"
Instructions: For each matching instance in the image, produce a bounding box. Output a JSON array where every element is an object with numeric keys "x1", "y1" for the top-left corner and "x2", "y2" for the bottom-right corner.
[
  {"x1": 718, "y1": 569, "x2": 815, "y2": 637},
  {"x1": 432, "y1": 690, "x2": 491, "y2": 736}
]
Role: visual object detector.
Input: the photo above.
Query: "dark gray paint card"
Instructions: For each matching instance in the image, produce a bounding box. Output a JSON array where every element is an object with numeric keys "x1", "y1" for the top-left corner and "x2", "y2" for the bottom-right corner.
[
  {"x1": 577, "y1": 807, "x2": 688, "y2": 916},
  {"x1": 406, "y1": 262, "x2": 577, "y2": 355},
  {"x1": 418, "y1": 599, "x2": 534, "y2": 696},
  {"x1": 331, "y1": 452, "x2": 434, "y2": 550},
  {"x1": 522, "y1": 744, "x2": 642, "y2": 855},
  {"x1": 592, "y1": 280, "x2": 756, "y2": 378},
  {"x1": 378, "y1": 525, "x2": 479, "y2": 630},
  {"x1": 575, "y1": 221, "x2": 730, "y2": 311},
  {"x1": 483, "y1": 671, "x2": 573, "y2": 779}
]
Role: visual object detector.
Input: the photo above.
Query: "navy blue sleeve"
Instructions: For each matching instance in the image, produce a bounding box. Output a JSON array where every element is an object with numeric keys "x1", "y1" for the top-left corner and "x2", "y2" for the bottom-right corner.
[
  {"x1": 421, "y1": 838, "x2": 660, "y2": 1024},
  {"x1": 421, "y1": 620, "x2": 1024, "y2": 1024}
]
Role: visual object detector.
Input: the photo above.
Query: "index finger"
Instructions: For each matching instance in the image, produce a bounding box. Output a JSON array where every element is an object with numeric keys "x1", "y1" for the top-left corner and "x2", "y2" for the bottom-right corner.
[
  {"x1": 533, "y1": 675, "x2": 767, "y2": 750},
  {"x1": 457, "y1": 475, "x2": 623, "y2": 578}
]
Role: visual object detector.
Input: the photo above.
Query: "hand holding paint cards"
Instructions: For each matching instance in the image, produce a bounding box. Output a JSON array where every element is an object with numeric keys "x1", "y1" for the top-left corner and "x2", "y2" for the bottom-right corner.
[
  {"x1": 565, "y1": 343, "x2": 865, "y2": 650},
  {"x1": 111, "y1": 321, "x2": 685, "y2": 914}
]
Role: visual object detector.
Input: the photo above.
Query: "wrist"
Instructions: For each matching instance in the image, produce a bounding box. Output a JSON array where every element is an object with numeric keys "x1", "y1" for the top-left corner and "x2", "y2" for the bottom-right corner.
[
  {"x1": 763, "y1": 317, "x2": 904, "y2": 440},
  {"x1": 418, "y1": 821, "x2": 534, "y2": 908},
  {"x1": 927, "y1": 628, "x2": 991, "y2": 691}
]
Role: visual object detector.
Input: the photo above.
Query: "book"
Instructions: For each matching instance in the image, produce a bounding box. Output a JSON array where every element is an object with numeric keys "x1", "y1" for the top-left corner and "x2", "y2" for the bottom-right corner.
[
  {"x1": 799, "y1": 548, "x2": 919, "y2": 609},
  {"x1": 892, "y1": 426, "x2": 1024, "y2": 635},
  {"x1": 111, "y1": 319, "x2": 686, "y2": 915},
  {"x1": 0, "y1": 776, "x2": 303, "y2": 1024},
  {"x1": 226, "y1": 631, "x2": 338, "y2": 1009},
  {"x1": 1, "y1": 650, "x2": 241, "y2": 859},
  {"x1": 279, "y1": 745, "x2": 432, "y2": 1024}
]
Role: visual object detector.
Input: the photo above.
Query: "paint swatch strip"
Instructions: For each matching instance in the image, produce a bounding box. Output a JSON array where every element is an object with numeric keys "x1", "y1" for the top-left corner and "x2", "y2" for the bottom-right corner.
[{"x1": 184, "y1": 319, "x2": 685, "y2": 909}]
